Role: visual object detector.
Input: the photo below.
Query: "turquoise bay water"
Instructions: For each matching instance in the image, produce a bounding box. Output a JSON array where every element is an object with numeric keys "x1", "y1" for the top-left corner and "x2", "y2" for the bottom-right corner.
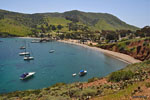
[{"x1": 0, "y1": 38, "x2": 128, "y2": 93}]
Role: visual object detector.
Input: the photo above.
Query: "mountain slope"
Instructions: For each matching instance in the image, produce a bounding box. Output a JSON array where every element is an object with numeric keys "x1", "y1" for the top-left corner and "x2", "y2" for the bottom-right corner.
[
  {"x1": 0, "y1": 9, "x2": 139, "y2": 36},
  {"x1": 40, "y1": 10, "x2": 138, "y2": 30}
]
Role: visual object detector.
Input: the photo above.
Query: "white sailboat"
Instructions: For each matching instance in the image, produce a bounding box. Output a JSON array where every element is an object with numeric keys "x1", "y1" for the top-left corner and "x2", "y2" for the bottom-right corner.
[
  {"x1": 24, "y1": 55, "x2": 34, "y2": 60},
  {"x1": 19, "y1": 41, "x2": 30, "y2": 56},
  {"x1": 49, "y1": 41, "x2": 55, "y2": 53},
  {"x1": 23, "y1": 43, "x2": 34, "y2": 61}
]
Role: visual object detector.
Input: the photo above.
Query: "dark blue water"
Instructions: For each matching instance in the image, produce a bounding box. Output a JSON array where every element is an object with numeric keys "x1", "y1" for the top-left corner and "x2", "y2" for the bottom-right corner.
[{"x1": 0, "y1": 38, "x2": 128, "y2": 93}]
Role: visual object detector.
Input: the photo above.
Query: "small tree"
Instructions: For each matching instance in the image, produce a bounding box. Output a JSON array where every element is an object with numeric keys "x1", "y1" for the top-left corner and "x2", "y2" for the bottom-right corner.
[
  {"x1": 57, "y1": 24, "x2": 63, "y2": 30},
  {"x1": 52, "y1": 25, "x2": 56, "y2": 31}
]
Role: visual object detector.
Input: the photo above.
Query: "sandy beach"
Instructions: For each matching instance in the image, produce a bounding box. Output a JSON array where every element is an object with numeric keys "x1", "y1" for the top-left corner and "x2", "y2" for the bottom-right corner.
[
  {"x1": 58, "y1": 39, "x2": 141, "y2": 64},
  {"x1": 18, "y1": 37, "x2": 41, "y2": 39}
]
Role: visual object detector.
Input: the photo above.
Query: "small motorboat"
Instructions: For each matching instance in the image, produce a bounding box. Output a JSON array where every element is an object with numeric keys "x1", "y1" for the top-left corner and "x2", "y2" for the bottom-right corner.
[
  {"x1": 24, "y1": 56, "x2": 34, "y2": 60},
  {"x1": 20, "y1": 46, "x2": 26, "y2": 49},
  {"x1": 49, "y1": 50, "x2": 55, "y2": 53},
  {"x1": 72, "y1": 73, "x2": 77, "y2": 77},
  {"x1": 31, "y1": 40, "x2": 40, "y2": 43},
  {"x1": 79, "y1": 70, "x2": 87, "y2": 76},
  {"x1": 20, "y1": 72, "x2": 35, "y2": 80},
  {"x1": 19, "y1": 52, "x2": 30, "y2": 56}
]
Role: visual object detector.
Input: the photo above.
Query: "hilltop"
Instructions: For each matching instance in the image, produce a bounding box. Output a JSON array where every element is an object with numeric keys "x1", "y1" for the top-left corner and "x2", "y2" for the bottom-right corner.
[{"x1": 0, "y1": 9, "x2": 139, "y2": 37}]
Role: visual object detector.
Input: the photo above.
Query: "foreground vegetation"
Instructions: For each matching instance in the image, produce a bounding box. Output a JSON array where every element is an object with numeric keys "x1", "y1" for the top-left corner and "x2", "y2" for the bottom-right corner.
[{"x1": 1, "y1": 60, "x2": 150, "y2": 100}]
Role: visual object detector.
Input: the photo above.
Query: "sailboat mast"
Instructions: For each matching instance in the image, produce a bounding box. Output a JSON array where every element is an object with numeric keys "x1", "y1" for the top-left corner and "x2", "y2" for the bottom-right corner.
[
  {"x1": 25, "y1": 41, "x2": 26, "y2": 53},
  {"x1": 24, "y1": 40, "x2": 27, "y2": 57}
]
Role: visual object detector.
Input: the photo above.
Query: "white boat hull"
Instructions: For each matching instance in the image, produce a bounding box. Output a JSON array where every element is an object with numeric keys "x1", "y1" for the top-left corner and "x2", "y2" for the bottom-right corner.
[
  {"x1": 24, "y1": 56, "x2": 34, "y2": 60},
  {"x1": 49, "y1": 50, "x2": 55, "y2": 53},
  {"x1": 19, "y1": 52, "x2": 30, "y2": 56},
  {"x1": 72, "y1": 73, "x2": 77, "y2": 76},
  {"x1": 31, "y1": 40, "x2": 40, "y2": 43},
  {"x1": 20, "y1": 72, "x2": 35, "y2": 80}
]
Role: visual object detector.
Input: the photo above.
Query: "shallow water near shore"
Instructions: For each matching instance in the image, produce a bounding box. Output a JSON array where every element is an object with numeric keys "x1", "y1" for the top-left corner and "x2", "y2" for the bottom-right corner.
[{"x1": 0, "y1": 38, "x2": 128, "y2": 93}]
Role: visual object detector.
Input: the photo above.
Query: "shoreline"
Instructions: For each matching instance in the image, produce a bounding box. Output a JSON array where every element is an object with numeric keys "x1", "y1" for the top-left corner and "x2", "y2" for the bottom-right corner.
[
  {"x1": 58, "y1": 39, "x2": 141, "y2": 64},
  {"x1": 17, "y1": 37, "x2": 41, "y2": 39},
  {"x1": 6, "y1": 37, "x2": 142, "y2": 64}
]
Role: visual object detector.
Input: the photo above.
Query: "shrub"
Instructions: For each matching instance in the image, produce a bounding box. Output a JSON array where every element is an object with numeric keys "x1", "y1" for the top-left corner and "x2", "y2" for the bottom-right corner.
[
  {"x1": 129, "y1": 47, "x2": 136, "y2": 52},
  {"x1": 90, "y1": 43, "x2": 93, "y2": 46},
  {"x1": 73, "y1": 88, "x2": 97, "y2": 97},
  {"x1": 32, "y1": 89, "x2": 41, "y2": 95},
  {"x1": 120, "y1": 39, "x2": 128, "y2": 42},
  {"x1": 145, "y1": 82, "x2": 150, "y2": 88},
  {"x1": 22, "y1": 97, "x2": 31, "y2": 100},
  {"x1": 51, "y1": 83, "x2": 66, "y2": 87},
  {"x1": 125, "y1": 41, "x2": 130, "y2": 45},
  {"x1": 88, "y1": 77, "x2": 99, "y2": 83},
  {"x1": 108, "y1": 70, "x2": 134, "y2": 82},
  {"x1": 143, "y1": 41, "x2": 148, "y2": 46}
]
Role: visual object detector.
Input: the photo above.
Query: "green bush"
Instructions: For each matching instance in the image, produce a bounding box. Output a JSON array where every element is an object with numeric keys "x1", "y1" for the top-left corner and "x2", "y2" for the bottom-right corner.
[
  {"x1": 88, "y1": 77, "x2": 99, "y2": 83},
  {"x1": 125, "y1": 41, "x2": 130, "y2": 45},
  {"x1": 73, "y1": 88, "x2": 97, "y2": 97},
  {"x1": 129, "y1": 47, "x2": 136, "y2": 52},
  {"x1": 108, "y1": 70, "x2": 134, "y2": 82},
  {"x1": 143, "y1": 41, "x2": 148, "y2": 46},
  {"x1": 120, "y1": 38, "x2": 128, "y2": 42},
  {"x1": 51, "y1": 83, "x2": 66, "y2": 87},
  {"x1": 145, "y1": 82, "x2": 150, "y2": 88},
  {"x1": 90, "y1": 43, "x2": 93, "y2": 46}
]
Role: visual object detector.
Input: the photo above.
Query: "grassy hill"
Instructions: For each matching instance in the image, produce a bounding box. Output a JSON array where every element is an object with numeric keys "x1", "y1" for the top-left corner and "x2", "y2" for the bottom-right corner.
[
  {"x1": 39, "y1": 10, "x2": 139, "y2": 31},
  {"x1": 0, "y1": 18, "x2": 32, "y2": 37},
  {"x1": 0, "y1": 9, "x2": 139, "y2": 37}
]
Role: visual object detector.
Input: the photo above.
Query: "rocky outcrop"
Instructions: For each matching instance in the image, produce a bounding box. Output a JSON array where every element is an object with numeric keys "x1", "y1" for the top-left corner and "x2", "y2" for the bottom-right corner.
[{"x1": 100, "y1": 38, "x2": 150, "y2": 61}]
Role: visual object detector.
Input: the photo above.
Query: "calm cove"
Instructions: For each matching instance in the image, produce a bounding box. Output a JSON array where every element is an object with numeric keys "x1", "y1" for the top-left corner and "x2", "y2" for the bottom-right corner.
[{"x1": 0, "y1": 38, "x2": 128, "y2": 93}]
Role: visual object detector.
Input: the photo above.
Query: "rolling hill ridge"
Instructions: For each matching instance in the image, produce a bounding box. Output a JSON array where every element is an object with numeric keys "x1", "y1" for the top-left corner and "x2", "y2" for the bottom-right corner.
[{"x1": 0, "y1": 9, "x2": 139, "y2": 37}]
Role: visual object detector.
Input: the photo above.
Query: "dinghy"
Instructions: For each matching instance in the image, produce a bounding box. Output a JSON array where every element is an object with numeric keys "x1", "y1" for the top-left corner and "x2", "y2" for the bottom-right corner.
[
  {"x1": 72, "y1": 73, "x2": 77, "y2": 77},
  {"x1": 49, "y1": 50, "x2": 55, "y2": 53}
]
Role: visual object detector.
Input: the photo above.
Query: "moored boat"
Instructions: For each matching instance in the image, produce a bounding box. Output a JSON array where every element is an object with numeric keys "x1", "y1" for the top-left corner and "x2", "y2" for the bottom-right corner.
[
  {"x1": 49, "y1": 50, "x2": 55, "y2": 53},
  {"x1": 20, "y1": 46, "x2": 26, "y2": 49},
  {"x1": 31, "y1": 40, "x2": 40, "y2": 43},
  {"x1": 24, "y1": 56, "x2": 34, "y2": 60},
  {"x1": 20, "y1": 72, "x2": 35, "y2": 80},
  {"x1": 72, "y1": 73, "x2": 77, "y2": 77},
  {"x1": 79, "y1": 70, "x2": 87, "y2": 76},
  {"x1": 19, "y1": 52, "x2": 30, "y2": 56}
]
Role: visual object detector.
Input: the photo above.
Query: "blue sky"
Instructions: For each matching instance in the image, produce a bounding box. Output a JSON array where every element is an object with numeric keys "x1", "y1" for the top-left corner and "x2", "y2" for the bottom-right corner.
[{"x1": 0, "y1": 0, "x2": 150, "y2": 28}]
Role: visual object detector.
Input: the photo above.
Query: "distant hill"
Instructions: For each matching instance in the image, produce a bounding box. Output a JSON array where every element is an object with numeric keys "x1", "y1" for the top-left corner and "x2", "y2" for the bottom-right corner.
[{"x1": 0, "y1": 9, "x2": 139, "y2": 37}]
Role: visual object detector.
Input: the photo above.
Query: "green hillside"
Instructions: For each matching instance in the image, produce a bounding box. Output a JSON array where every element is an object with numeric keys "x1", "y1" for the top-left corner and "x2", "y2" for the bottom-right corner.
[
  {"x1": 0, "y1": 18, "x2": 32, "y2": 37},
  {"x1": 41, "y1": 10, "x2": 138, "y2": 30},
  {"x1": 0, "y1": 9, "x2": 139, "y2": 37}
]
